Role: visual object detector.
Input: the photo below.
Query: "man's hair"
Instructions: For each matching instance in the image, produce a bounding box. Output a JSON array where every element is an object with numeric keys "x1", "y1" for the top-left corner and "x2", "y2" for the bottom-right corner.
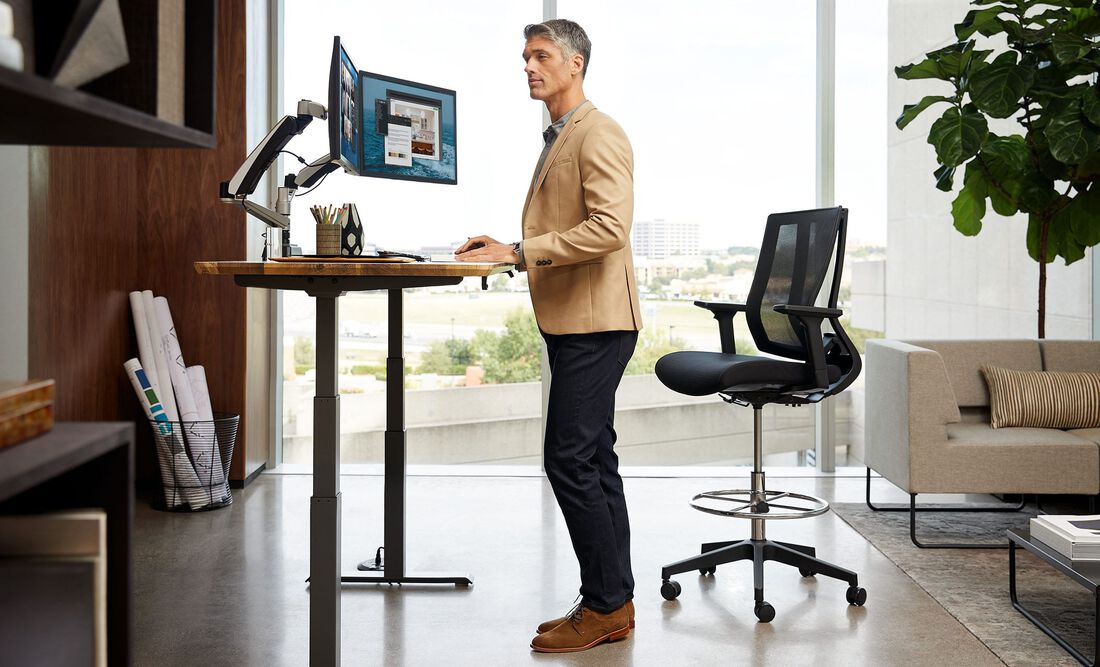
[{"x1": 524, "y1": 19, "x2": 591, "y2": 78}]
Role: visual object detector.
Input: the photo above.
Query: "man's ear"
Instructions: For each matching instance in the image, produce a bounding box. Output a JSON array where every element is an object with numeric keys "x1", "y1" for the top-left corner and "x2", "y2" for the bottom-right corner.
[{"x1": 572, "y1": 54, "x2": 585, "y2": 76}]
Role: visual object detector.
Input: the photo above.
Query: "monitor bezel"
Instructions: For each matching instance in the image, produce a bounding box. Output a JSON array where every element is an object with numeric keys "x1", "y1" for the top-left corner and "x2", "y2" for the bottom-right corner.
[
  {"x1": 328, "y1": 36, "x2": 360, "y2": 175},
  {"x1": 359, "y1": 70, "x2": 458, "y2": 186}
]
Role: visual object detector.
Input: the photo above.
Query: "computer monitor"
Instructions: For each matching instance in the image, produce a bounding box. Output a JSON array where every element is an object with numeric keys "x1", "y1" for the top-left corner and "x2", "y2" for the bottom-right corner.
[
  {"x1": 360, "y1": 72, "x2": 457, "y2": 185},
  {"x1": 328, "y1": 36, "x2": 360, "y2": 174}
]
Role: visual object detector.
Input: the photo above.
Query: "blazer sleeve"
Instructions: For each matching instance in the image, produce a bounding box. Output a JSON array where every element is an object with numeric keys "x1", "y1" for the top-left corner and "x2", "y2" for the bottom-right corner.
[{"x1": 521, "y1": 119, "x2": 634, "y2": 267}]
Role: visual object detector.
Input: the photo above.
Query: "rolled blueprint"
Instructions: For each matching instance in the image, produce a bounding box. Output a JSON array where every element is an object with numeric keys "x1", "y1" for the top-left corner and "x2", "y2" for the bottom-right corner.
[
  {"x1": 187, "y1": 365, "x2": 227, "y2": 496},
  {"x1": 129, "y1": 291, "x2": 163, "y2": 407},
  {"x1": 143, "y1": 290, "x2": 178, "y2": 422},
  {"x1": 123, "y1": 358, "x2": 208, "y2": 508},
  {"x1": 153, "y1": 296, "x2": 199, "y2": 423}
]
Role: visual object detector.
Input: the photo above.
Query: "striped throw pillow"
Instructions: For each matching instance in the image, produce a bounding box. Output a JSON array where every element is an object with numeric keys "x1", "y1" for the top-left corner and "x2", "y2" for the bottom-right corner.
[{"x1": 980, "y1": 365, "x2": 1100, "y2": 429}]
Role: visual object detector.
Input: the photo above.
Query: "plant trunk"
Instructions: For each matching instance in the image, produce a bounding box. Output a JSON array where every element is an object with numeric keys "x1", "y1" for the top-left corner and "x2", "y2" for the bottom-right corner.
[{"x1": 1038, "y1": 218, "x2": 1049, "y2": 340}]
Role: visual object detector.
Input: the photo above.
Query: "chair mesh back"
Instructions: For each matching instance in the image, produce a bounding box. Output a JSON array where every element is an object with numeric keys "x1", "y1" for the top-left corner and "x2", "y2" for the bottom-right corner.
[{"x1": 746, "y1": 208, "x2": 844, "y2": 361}]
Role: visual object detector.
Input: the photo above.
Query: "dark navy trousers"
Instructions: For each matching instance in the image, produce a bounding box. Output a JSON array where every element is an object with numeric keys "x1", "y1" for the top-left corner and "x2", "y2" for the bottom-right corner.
[{"x1": 541, "y1": 329, "x2": 638, "y2": 614}]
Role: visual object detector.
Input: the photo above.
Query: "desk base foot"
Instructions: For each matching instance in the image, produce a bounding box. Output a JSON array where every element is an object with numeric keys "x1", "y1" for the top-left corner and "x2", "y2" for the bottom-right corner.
[{"x1": 342, "y1": 574, "x2": 473, "y2": 586}]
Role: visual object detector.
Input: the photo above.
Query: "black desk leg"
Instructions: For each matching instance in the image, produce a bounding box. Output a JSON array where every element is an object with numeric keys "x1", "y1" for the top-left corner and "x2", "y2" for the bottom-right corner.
[
  {"x1": 311, "y1": 293, "x2": 341, "y2": 666},
  {"x1": 345, "y1": 288, "x2": 471, "y2": 587}
]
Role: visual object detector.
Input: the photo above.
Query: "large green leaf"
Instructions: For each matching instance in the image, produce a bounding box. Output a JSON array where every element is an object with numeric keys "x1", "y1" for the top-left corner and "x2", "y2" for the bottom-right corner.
[
  {"x1": 1044, "y1": 100, "x2": 1100, "y2": 164},
  {"x1": 1027, "y1": 214, "x2": 1057, "y2": 262},
  {"x1": 1081, "y1": 86, "x2": 1100, "y2": 127},
  {"x1": 928, "y1": 107, "x2": 989, "y2": 166},
  {"x1": 968, "y1": 52, "x2": 1033, "y2": 118},
  {"x1": 952, "y1": 164, "x2": 987, "y2": 236},
  {"x1": 897, "y1": 95, "x2": 953, "y2": 129},
  {"x1": 981, "y1": 135, "x2": 1030, "y2": 172},
  {"x1": 934, "y1": 164, "x2": 956, "y2": 192},
  {"x1": 1050, "y1": 198, "x2": 1087, "y2": 264},
  {"x1": 956, "y1": 7, "x2": 1006, "y2": 39},
  {"x1": 895, "y1": 58, "x2": 945, "y2": 81},
  {"x1": 1019, "y1": 172, "x2": 1058, "y2": 212},
  {"x1": 1069, "y1": 187, "x2": 1100, "y2": 246},
  {"x1": 1052, "y1": 31, "x2": 1094, "y2": 64},
  {"x1": 932, "y1": 41, "x2": 978, "y2": 78}
]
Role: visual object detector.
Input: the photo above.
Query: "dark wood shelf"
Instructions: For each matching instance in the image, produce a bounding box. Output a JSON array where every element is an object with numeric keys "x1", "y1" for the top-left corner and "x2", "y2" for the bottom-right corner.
[
  {"x1": 0, "y1": 66, "x2": 215, "y2": 148},
  {"x1": 0, "y1": 422, "x2": 134, "y2": 665}
]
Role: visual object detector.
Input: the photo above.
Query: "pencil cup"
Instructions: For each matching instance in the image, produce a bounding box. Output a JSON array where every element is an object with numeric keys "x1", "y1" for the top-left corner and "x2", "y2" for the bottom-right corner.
[
  {"x1": 342, "y1": 203, "x2": 363, "y2": 256},
  {"x1": 316, "y1": 223, "x2": 341, "y2": 256}
]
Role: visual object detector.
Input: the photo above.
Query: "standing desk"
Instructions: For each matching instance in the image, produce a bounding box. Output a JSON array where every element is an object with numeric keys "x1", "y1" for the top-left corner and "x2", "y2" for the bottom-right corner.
[{"x1": 195, "y1": 260, "x2": 512, "y2": 666}]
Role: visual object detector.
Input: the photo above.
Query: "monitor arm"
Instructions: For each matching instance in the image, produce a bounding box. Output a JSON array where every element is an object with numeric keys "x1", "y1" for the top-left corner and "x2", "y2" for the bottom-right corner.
[{"x1": 219, "y1": 99, "x2": 336, "y2": 257}]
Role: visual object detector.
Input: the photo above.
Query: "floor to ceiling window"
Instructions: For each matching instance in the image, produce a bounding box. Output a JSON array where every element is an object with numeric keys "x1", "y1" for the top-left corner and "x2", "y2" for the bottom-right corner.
[{"x1": 275, "y1": 1, "x2": 885, "y2": 471}]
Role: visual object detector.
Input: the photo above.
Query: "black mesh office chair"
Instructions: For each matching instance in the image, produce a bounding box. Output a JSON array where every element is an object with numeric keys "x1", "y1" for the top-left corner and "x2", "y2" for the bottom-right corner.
[{"x1": 654, "y1": 206, "x2": 866, "y2": 622}]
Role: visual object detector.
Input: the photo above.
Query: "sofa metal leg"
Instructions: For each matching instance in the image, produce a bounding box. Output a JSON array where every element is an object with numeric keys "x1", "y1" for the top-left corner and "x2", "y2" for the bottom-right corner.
[{"x1": 865, "y1": 467, "x2": 1027, "y2": 549}]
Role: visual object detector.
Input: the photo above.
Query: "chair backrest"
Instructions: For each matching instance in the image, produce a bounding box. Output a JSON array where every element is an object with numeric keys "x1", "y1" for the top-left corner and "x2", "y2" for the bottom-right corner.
[{"x1": 746, "y1": 207, "x2": 846, "y2": 362}]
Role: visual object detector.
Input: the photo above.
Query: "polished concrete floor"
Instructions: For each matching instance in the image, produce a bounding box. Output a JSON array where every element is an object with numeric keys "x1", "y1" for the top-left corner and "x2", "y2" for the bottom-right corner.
[{"x1": 134, "y1": 472, "x2": 1008, "y2": 666}]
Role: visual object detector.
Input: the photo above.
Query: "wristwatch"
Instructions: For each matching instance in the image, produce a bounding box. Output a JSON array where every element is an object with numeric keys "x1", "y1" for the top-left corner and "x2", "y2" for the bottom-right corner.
[{"x1": 511, "y1": 241, "x2": 524, "y2": 266}]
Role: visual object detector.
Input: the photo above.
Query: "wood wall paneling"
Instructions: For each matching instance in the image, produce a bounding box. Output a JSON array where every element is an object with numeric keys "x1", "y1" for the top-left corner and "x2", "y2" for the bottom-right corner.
[{"x1": 28, "y1": 0, "x2": 260, "y2": 485}]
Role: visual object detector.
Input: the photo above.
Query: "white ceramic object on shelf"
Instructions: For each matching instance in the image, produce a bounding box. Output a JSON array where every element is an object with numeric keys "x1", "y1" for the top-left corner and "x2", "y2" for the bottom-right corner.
[{"x1": 0, "y1": 36, "x2": 22, "y2": 71}]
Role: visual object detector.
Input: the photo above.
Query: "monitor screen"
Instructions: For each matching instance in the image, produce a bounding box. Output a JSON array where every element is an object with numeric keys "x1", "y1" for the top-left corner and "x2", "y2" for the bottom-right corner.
[
  {"x1": 360, "y1": 72, "x2": 457, "y2": 185},
  {"x1": 329, "y1": 36, "x2": 360, "y2": 174}
]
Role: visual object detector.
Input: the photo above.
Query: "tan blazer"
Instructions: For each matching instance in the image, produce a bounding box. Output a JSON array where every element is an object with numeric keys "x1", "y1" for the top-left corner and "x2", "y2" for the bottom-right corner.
[{"x1": 521, "y1": 101, "x2": 643, "y2": 335}]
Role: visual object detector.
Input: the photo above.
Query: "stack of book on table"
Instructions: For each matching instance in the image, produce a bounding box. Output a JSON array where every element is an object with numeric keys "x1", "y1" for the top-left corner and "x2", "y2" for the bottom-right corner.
[{"x1": 1030, "y1": 515, "x2": 1100, "y2": 560}]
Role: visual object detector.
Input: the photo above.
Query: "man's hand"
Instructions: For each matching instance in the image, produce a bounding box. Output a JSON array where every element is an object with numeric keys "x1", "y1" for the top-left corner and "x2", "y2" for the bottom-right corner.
[{"x1": 455, "y1": 235, "x2": 519, "y2": 264}]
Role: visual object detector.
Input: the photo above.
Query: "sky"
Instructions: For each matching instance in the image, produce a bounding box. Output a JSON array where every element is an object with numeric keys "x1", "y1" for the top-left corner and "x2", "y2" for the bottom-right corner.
[{"x1": 281, "y1": 0, "x2": 887, "y2": 253}]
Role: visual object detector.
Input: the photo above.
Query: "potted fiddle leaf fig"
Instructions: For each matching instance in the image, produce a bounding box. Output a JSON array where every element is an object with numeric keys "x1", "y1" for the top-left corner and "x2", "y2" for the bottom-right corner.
[{"x1": 895, "y1": 0, "x2": 1100, "y2": 338}]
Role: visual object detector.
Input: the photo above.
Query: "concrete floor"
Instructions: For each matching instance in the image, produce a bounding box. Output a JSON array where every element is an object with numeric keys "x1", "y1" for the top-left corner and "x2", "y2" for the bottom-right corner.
[{"x1": 134, "y1": 472, "x2": 1007, "y2": 666}]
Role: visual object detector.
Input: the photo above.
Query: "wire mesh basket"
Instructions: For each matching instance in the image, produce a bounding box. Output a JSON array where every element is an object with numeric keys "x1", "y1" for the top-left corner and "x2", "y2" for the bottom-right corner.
[{"x1": 147, "y1": 412, "x2": 238, "y2": 512}]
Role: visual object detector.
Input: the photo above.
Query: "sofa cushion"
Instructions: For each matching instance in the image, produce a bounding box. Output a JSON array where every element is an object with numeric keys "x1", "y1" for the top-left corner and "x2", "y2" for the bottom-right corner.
[
  {"x1": 1042, "y1": 341, "x2": 1100, "y2": 373},
  {"x1": 1068, "y1": 428, "x2": 1100, "y2": 445},
  {"x1": 946, "y1": 422, "x2": 1096, "y2": 445},
  {"x1": 980, "y1": 365, "x2": 1100, "y2": 429},
  {"x1": 907, "y1": 340, "x2": 1042, "y2": 408}
]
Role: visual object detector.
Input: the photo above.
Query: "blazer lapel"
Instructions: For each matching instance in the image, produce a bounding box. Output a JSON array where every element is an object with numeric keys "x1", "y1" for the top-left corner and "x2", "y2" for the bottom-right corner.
[{"x1": 522, "y1": 101, "x2": 595, "y2": 221}]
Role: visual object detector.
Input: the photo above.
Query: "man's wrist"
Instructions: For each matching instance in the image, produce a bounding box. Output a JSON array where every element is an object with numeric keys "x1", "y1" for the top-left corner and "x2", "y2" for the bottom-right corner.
[{"x1": 511, "y1": 241, "x2": 525, "y2": 267}]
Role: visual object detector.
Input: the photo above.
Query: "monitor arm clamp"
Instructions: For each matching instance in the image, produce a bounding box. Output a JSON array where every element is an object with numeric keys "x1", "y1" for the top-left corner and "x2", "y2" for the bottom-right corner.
[{"x1": 220, "y1": 99, "x2": 341, "y2": 258}]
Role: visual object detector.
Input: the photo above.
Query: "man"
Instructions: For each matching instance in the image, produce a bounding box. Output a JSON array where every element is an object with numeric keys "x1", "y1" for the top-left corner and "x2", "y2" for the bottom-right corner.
[{"x1": 455, "y1": 19, "x2": 642, "y2": 654}]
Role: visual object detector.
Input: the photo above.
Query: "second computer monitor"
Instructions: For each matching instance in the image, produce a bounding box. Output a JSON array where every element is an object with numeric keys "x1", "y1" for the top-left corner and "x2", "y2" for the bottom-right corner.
[{"x1": 360, "y1": 72, "x2": 457, "y2": 185}]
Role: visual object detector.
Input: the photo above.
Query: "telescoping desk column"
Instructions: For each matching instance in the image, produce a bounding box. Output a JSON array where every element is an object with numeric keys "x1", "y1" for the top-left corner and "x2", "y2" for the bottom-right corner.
[{"x1": 194, "y1": 260, "x2": 511, "y2": 666}]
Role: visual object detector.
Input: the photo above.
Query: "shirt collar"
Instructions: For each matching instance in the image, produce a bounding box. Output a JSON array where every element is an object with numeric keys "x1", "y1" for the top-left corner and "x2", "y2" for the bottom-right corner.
[{"x1": 542, "y1": 101, "x2": 587, "y2": 143}]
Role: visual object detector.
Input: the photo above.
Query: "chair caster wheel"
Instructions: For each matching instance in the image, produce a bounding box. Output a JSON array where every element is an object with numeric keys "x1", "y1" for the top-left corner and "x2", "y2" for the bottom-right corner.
[
  {"x1": 660, "y1": 580, "x2": 682, "y2": 601},
  {"x1": 846, "y1": 586, "x2": 867, "y2": 606},
  {"x1": 799, "y1": 567, "x2": 815, "y2": 578},
  {"x1": 754, "y1": 601, "x2": 775, "y2": 623},
  {"x1": 698, "y1": 567, "x2": 716, "y2": 576}
]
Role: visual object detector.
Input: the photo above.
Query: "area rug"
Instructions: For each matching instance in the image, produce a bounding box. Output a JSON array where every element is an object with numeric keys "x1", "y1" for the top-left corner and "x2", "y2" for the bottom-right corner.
[{"x1": 831, "y1": 502, "x2": 1093, "y2": 667}]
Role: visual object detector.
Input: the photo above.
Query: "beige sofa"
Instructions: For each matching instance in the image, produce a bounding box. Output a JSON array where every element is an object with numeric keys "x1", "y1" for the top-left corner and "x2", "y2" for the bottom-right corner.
[{"x1": 865, "y1": 340, "x2": 1100, "y2": 546}]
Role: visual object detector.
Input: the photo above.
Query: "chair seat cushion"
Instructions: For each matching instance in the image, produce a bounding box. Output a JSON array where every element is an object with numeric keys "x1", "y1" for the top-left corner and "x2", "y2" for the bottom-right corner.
[{"x1": 655, "y1": 351, "x2": 839, "y2": 396}]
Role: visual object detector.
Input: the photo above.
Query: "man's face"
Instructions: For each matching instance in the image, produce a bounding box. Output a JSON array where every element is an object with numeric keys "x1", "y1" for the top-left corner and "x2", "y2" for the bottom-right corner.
[{"x1": 523, "y1": 36, "x2": 579, "y2": 102}]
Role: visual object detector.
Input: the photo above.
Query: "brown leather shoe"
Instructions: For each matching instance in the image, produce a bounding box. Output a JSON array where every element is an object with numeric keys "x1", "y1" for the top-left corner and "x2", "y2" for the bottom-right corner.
[
  {"x1": 536, "y1": 599, "x2": 634, "y2": 634},
  {"x1": 530, "y1": 602, "x2": 632, "y2": 653}
]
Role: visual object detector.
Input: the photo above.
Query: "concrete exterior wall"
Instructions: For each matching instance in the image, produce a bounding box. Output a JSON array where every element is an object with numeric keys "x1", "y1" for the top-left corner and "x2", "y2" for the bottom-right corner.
[
  {"x1": 887, "y1": 0, "x2": 1092, "y2": 340},
  {"x1": 283, "y1": 374, "x2": 854, "y2": 466}
]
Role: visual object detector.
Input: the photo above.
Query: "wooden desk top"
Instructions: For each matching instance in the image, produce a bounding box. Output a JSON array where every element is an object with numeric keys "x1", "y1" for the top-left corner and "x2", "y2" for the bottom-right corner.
[{"x1": 195, "y1": 260, "x2": 513, "y2": 278}]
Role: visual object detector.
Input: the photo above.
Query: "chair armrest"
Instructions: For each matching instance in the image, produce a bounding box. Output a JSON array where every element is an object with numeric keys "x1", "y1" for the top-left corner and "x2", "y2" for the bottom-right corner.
[
  {"x1": 772, "y1": 304, "x2": 842, "y2": 319},
  {"x1": 772, "y1": 303, "x2": 843, "y2": 388},
  {"x1": 693, "y1": 300, "x2": 747, "y2": 354}
]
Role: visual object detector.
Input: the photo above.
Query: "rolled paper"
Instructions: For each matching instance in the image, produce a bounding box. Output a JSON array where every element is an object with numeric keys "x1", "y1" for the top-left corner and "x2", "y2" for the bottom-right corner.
[
  {"x1": 153, "y1": 296, "x2": 199, "y2": 423},
  {"x1": 187, "y1": 365, "x2": 227, "y2": 496},
  {"x1": 123, "y1": 358, "x2": 208, "y2": 508},
  {"x1": 129, "y1": 291, "x2": 163, "y2": 408},
  {"x1": 143, "y1": 290, "x2": 178, "y2": 422}
]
